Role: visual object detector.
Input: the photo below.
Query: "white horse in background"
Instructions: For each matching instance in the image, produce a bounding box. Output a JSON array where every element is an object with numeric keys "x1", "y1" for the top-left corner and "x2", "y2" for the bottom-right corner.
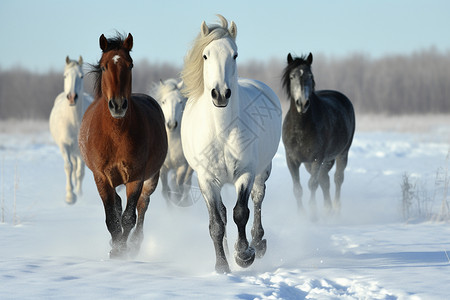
[
  {"x1": 151, "y1": 78, "x2": 193, "y2": 207},
  {"x1": 49, "y1": 56, "x2": 93, "y2": 204},
  {"x1": 181, "y1": 15, "x2": 282, "y2": 273}
]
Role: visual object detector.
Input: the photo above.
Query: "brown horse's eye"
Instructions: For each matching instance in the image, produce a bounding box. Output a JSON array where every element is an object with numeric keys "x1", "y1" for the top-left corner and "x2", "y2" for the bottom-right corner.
[
  {"x1": 129, "y1": 63, "x2": 134, "y2": 70},
  {"x1": 101, "y1": 66, "x2": 106, "y2": 72}
]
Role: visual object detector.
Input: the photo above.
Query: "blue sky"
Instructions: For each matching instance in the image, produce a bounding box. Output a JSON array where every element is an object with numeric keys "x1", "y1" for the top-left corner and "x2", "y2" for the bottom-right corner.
[{"x1": 1, "y1": 0, "x2": 449, "y2": 72}]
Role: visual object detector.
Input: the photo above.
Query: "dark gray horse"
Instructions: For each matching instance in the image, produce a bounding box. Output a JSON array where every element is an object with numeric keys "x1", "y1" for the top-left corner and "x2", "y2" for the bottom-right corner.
[{"x1": 282, "y1": 53, "x2": 355, "y2": 217}]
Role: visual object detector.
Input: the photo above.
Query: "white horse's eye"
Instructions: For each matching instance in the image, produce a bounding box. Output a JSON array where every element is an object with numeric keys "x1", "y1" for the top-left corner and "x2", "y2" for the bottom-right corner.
[
  {"x1": 233, "y1": 53, "x2": 238, "y2": 60},
  {"x1": 203, "y1": 55, "x2": 207, "y2": 60}
]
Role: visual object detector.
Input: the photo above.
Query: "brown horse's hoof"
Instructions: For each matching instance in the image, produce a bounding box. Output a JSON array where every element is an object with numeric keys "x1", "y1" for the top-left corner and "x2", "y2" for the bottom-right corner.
[{"x1": 234, "y1": 247, "x2": 255, "y2": 268}]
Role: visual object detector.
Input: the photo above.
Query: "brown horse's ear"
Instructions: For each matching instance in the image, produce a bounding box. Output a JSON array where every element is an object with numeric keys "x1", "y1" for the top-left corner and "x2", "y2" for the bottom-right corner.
[
  {"x1": 123, "y1": 33, "x2": 133, "y2": 51},
  {"x1": 307, "y1": 52, "x2": 313, "y2": 65},
  {"x1": 66, "y1": 56, "x2": 70, "y2": 64},
  {"x1": 99, "y1": 34, "x2": 108, "y2": 51},
  {"x1": 201, "y1": 21, "x2": 210, "y2": 37},
  {"x1": 287, "y1": 53, "x2": 293, "y2": 64}
]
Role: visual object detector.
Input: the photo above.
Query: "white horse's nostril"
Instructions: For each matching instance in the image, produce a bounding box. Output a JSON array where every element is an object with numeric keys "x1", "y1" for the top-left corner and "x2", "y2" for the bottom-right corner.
[
  {"x1": 225, "y1": 89, "x2": 231, "y2": 99},
  {"x1": 211, "y1": 89, "x2": 218, "y2": 100}
]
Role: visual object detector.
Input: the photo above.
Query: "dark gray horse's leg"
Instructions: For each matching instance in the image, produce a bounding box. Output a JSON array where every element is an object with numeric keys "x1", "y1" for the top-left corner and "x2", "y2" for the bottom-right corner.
[
  {"x1": 286, "y1": 157, "x2": 303, "y2": 211},
  {"x1": 307, "y1": 161, "x2": 321, "y2": 219},
  {"x1": 319, "y1": 160, "x2": 335, "y2": 212},
  {"x1": 199, "y1": 180, "x2": 230, "y2": 273},
  {"x1": 234, "y1": 174, "x2": 256, "y2": 269},
  {"x1": 334, "y1": 151, "x2": 349, "y2": 211}
]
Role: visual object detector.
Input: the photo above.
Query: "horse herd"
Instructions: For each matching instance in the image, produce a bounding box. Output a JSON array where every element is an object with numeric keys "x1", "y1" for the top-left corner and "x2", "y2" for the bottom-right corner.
[{"x1": 49, "y1": 15, "x2": 355, "y2": 273}]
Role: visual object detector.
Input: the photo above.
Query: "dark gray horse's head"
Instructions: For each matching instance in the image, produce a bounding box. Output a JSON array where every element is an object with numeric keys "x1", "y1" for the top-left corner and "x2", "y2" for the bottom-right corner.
[{"x1": 282, "y1": 53, "x2": 315, "y2": 114}]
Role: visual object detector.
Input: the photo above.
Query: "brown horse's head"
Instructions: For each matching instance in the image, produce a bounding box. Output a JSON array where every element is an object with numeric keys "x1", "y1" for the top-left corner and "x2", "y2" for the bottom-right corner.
[{"x1": 96, "y1": 33, "x2": 134, "y2": 119}]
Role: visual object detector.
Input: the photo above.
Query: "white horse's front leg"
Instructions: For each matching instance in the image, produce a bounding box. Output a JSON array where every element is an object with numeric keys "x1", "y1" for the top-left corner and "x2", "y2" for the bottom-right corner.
[
  {"x1": 176, "y1": 164, "x2": 194, "y2": 205},
  {"x1": 159, "y1": 165, "x2": 170, "y2": 204},
  {"x1": 233, "y1": 173, "x2": 256, "y2": 268},
  {"x1": 61, "y1": 145, "x2": 76, "y2": 204},
  {"x1": 198, "y1": 177, "x2": 229, "y2": 273},
  {"x1": 74, "y1": 155, "x2": 85, "y2": 196},
  {"x1": 250, "y1": 164, "x2": 271, "y2": 259}
]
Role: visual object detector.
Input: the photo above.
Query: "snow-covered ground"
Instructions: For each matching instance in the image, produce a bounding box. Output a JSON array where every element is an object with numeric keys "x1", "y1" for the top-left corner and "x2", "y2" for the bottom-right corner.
[{"x1": 0, "y1": 116, "x2": 449, "y2": 299}]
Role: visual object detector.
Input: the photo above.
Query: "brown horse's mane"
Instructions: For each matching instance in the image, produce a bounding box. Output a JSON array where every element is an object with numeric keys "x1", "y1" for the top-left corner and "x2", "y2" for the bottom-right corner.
[{"x1": 89, "y1": 33, "x2": 131, "y2": 99}]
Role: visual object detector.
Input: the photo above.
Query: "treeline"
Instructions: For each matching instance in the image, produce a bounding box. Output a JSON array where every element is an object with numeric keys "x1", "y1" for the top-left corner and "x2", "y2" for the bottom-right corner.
[{"x1": 1, "y1": 48, "x2": 449, "y2": 119}]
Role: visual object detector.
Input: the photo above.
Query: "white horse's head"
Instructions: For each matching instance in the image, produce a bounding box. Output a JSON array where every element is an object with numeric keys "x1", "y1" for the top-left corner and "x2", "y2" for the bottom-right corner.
[
  {"x1": 182, "y1": 15, "x2": 238, "y2": 108},
  {"x1": 154, "y1": 79, "x2": 186, "y2": 131},
  {"x1": 64, "y1": 56, "x2": 84, "y2": 106},
  {"x1": 201, "y1": 18, "x2": 238, "y2": 108}
]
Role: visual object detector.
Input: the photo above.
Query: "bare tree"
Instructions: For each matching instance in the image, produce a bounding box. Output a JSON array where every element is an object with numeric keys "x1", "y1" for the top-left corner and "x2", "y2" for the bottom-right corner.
[{"x1": 1, "y1": 48, "x2": 450, "y2": 120}]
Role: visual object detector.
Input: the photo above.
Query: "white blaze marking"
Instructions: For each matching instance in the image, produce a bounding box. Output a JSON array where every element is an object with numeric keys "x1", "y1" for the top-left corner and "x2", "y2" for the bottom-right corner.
[{"x1": 112, "y1": 55, "x2": 120, "y2": 64}]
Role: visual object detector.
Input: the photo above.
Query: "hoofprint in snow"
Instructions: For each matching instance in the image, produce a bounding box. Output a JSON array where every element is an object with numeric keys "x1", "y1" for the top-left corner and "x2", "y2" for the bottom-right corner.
[{"x1": 0, "y1": 117, "x2": 449, "y2": 299}]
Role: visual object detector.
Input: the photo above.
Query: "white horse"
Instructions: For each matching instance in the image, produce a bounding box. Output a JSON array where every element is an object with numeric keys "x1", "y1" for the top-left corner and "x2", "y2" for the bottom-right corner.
[
  {"x1": 181, "y1": 15, "x2": 282, "y2": 273},
  {"x1": 151, "y1": 78, "x2": 193, "y2": 207},
  {"x1": 49, "y1": 56, "x2": 93, "y2": 204}
]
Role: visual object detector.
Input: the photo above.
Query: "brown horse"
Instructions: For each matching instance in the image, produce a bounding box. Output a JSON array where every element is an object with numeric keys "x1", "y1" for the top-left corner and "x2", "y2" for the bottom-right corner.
[{"x1": 79, "y1": 33, "x2": 167, "y2": 258}]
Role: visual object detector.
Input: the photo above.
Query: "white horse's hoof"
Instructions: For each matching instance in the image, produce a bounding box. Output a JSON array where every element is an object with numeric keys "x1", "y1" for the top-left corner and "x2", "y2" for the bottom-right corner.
[
  {"x1": 234, "y1": 247, "x2": 255, "y2": 268},
  {"x1": 65, "y1": 193, "x2": 76, "y2": 205}
]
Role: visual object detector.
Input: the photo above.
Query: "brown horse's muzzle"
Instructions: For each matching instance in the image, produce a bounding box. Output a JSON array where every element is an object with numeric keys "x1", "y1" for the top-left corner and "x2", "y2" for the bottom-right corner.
[{"x1": 108, "y1": 98, "x2": 128, "y2": 118}]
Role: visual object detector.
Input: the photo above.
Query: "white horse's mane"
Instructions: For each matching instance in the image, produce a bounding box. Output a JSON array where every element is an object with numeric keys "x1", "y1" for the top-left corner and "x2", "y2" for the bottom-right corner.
[
  {"x1": 181, "y1": 15, "x2": 236, "y2": 101},
  {"x1": 151, "y1": 78, "x2": 181, "y2": 103}
]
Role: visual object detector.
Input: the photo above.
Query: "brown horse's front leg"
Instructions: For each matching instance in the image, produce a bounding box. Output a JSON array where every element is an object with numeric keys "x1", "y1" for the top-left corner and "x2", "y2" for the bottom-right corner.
[
  {"x1": 119, "y1": 180, "x2": 144, "y2": 253},
  {"x1": 129, "y1": 172, "x2": 159, "y2": 258},
  {"x1": 95, "y1": 175, "x2": 124, "y2": 258}
]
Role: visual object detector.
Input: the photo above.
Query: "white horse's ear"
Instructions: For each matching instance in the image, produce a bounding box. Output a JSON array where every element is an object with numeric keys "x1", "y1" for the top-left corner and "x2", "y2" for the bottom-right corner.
[
  {"x1": 160, "y1": 79, "x2": 164, "y2": 86},
  {"x1": 66, "y1": 56, "x2": 70, "y2": 64},
  {"x1": 177, "y1": 80, "x2": 184, "y2": 90},
  {"x1": 229, "y1": 21, "x2": 237, "y2": 39},
  {"x1": 78, "y1": 56, "x2": 83, "y2": 65},
  {"x1": 201, "y1": 21, "x2": 210, "y2": 37}
]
